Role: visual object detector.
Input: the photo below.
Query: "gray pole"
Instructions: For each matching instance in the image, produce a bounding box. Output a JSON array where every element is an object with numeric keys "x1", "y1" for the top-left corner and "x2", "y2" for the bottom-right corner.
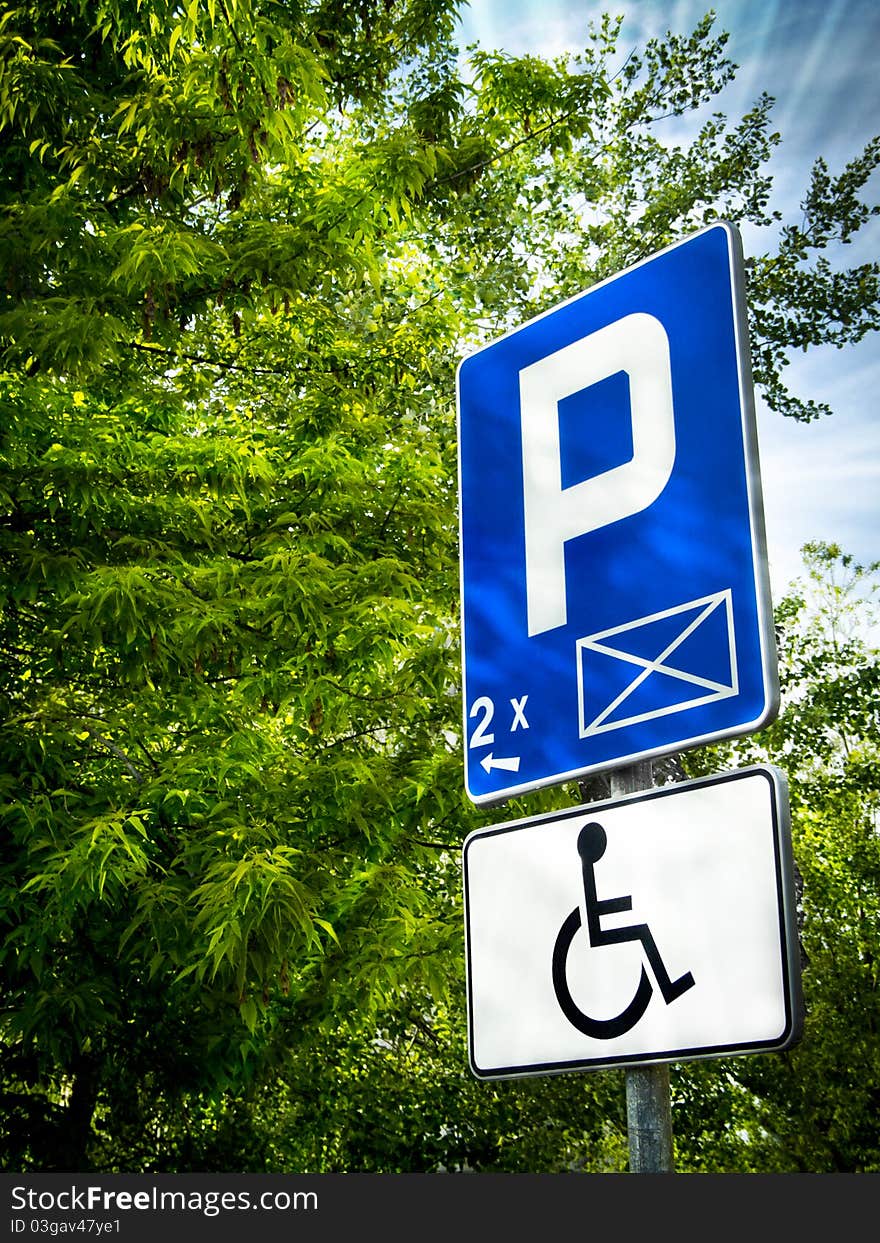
[{"x1": 609, "y1": 760, "x2": 676, "y2": 1174}]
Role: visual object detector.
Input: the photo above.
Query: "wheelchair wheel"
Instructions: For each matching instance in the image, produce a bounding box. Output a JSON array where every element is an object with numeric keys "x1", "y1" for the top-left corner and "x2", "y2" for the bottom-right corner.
[{"x1": 552, "y1": 907, "x2": 653, "y2": 1039}]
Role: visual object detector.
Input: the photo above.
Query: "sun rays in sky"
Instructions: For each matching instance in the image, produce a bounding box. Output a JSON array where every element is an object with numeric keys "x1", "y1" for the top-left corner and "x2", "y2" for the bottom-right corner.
[{"x1": 453, "y1": 0, "x2": 880, "y2": 605}]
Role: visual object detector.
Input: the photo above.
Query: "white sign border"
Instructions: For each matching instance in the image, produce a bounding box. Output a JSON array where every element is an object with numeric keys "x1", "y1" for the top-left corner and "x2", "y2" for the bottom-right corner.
[{"x1": 455, "y1": 222, "x2": 779, "y2": 806}]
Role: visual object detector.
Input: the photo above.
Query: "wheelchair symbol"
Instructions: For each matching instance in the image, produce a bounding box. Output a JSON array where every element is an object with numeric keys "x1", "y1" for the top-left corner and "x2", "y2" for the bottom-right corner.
[{"x1": 552, "y1": 822, "x2": 695, "y2": 1039}]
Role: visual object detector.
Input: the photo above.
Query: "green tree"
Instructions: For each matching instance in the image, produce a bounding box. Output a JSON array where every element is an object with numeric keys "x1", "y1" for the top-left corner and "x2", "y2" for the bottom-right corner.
[
  {"x1": 2, "y1": 0, "x2": 476, "y2": 1172},
  {"x1": 1, "y1": 5, "x2": 877, "y2": 1171},
  {"x1": 672, "y1": 544, "x2": 880, "y2": 1172}
]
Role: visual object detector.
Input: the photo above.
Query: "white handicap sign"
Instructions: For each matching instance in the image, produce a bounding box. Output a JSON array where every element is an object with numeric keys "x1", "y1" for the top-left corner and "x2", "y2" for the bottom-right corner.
[{"x1": 462, "y1": 766, "x2": 803, "y2": 1078}]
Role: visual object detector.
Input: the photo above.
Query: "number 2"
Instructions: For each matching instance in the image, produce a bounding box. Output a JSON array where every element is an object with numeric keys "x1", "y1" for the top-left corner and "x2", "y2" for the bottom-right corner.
[{"x1": 469, "y1": 696, "x2": 495, "y2": 748}]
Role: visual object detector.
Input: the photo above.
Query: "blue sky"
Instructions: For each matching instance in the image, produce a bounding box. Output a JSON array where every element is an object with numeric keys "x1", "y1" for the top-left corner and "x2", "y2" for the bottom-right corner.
[{"x1": 454, "y1": 1, "x2": 880, "y2": 603}]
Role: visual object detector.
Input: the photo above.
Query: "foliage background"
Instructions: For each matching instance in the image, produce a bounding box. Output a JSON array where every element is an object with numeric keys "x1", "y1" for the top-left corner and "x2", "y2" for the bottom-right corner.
[{"x1": 0, "y1": 1, "x2": 878, "y2": 1172}]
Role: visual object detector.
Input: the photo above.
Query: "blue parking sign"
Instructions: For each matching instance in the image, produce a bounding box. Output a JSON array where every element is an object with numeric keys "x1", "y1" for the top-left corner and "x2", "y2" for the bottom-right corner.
[{"x1": 456, "y1": 222, "x2": 779, "y2": 805}]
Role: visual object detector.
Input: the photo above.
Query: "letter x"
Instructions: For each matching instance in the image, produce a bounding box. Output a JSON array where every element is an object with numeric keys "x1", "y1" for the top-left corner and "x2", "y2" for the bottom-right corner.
[{"x1": 510, "y1": 696, "x2": 529, "y2": 731}]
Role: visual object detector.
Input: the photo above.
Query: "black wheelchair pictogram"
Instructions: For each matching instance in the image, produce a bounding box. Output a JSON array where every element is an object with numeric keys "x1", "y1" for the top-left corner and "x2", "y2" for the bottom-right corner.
[{"x1": 552, "y1": 822, "x2": 695, "y2": 1039}]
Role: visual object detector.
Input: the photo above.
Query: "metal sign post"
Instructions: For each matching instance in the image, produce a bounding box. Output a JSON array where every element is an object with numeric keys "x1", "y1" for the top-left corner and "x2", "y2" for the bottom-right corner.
[{"x1": 608, "y1": 761, "x2": 673, "y2": 1173}]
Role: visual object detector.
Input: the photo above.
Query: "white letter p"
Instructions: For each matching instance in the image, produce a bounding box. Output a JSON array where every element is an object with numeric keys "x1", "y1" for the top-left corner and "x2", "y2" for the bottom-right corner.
[{"x1": 519, "y1": 312, "x2": 675, "y2": 636}]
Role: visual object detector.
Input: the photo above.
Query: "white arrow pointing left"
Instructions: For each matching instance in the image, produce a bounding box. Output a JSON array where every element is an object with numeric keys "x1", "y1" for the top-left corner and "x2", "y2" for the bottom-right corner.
[{"x1": 480, "y1": 753, "x2": 521, "y2": 774}]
